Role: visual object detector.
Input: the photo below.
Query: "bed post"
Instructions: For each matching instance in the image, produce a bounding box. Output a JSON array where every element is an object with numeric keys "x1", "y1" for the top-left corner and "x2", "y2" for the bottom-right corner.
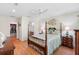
[
  {"x1": 60, "y1": 23, "x2": 62, "y2": 44},
  {"x1": 44, "y1": 21, "x2": 47, "y2": 55},
  {"x1": 28, "y1": 23, "x2": 29, "y2": 45}
]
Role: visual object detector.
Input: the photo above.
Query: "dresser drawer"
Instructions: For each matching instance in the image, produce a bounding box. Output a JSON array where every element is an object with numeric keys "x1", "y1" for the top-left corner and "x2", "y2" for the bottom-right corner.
[{"x1": 62, "y1": 36, "x2": 73, "y2": 48}]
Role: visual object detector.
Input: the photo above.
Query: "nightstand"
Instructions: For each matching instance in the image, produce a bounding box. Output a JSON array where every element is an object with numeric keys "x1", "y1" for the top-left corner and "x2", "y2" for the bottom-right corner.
[{"x1": 62, "y1": 36, "x2": 73, "y2": 48}]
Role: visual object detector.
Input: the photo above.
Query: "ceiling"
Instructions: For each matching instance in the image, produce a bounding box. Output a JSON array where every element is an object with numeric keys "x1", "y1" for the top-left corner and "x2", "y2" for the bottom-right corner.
[{"x1": 0, "y1": 3, "x2": 79, "y2": 17}]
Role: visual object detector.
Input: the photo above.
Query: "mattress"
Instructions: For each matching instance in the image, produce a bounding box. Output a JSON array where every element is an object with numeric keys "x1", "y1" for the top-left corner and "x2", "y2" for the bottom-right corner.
[{"x1": 29, "y1": 36, "x2": 45, "y2": 47}]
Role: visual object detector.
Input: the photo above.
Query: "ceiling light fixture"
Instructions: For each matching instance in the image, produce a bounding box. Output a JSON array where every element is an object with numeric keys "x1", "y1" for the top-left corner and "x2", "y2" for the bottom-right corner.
[
  {"x1": 12, "y1": 9, "x2": 16, "y2": 13},
  {"x1": 12, "y1": 3, "x2": 18, "y2": 13}
]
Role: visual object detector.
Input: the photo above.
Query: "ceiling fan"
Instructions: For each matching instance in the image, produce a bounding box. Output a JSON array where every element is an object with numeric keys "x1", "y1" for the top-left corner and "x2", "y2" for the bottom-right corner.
[{"x1": 31, "y1": 8, "x2": 48, "y2": 15}]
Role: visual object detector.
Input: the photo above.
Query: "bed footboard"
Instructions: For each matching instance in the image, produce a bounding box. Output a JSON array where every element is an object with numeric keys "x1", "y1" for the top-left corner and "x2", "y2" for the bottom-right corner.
[{"x1": 28, "y1": 37, "x2": 47, "y2": 55}]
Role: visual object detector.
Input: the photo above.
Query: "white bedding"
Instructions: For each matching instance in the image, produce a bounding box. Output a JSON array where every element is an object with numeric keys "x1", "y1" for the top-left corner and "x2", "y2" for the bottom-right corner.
[
  {"x1": 47, "y1": 34, "x2": 61, "y2": 54},
  {"x1": 32, "y1": 33, "x2": 61, "y2": 55},
  {"x1": 32, "y1": 34, "x2": 45, "y2": 40}
]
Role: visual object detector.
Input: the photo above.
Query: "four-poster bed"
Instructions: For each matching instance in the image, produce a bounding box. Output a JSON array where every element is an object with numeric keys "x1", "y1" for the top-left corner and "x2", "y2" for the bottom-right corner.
[{"x1": 28, "y1": 21, "x2": 62, "y2": 55}]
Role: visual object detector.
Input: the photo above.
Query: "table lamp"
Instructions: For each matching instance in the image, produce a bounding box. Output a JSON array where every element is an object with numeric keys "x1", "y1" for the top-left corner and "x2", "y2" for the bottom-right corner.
[{"x1": 65, "y1": 26, "x2": 70, "y2": 36}]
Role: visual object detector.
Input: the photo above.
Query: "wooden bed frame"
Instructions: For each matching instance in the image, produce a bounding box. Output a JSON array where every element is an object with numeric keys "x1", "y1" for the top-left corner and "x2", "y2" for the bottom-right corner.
[{"x1": 28, "y1": 21, "x2": 62, "y2": 55}]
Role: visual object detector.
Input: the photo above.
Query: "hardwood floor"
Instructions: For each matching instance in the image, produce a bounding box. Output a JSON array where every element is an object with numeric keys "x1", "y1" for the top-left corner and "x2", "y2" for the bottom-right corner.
[
  {"x1": 53, "y1": 46, "x2": 75, "y2": 55},
  {"x1": 11, "y1": 37, "x2": 40, "y2": 55},
  {"x1": 10, "y1": 37, "x2": 75, "y2": 55}
]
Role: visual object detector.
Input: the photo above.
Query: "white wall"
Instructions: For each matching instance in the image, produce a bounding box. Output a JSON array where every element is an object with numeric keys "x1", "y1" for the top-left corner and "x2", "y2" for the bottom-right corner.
[
  {"x1": 56, "y1": 15, "x2": 79, "y2": 48},
  {"x1": 56, "y1": 15, "x2": 78, "y2": 30},
  {"x1": 19, "y1": 16, "x2": 30, "y2": 41},
  {"x1": 29, "y1": 16, "x2": 46, "y2": 34},
  {"x1": 33, "y1": 17, "x2": 40, "y2": 34},
  {"x1": 0, "y1": 16, "x2": 17, "y2": 37}
]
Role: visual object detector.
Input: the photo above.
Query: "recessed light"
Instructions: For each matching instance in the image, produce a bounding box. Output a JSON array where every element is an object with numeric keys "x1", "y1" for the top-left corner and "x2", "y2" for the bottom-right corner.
[{"x1": 12, "y1": 9, "x2": 16, "y2": 13}]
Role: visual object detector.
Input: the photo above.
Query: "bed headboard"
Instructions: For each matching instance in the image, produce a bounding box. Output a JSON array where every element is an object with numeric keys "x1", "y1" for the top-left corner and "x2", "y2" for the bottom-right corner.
[{"x1": 47, "y1": 18, "x2": 61, "y2": 34}]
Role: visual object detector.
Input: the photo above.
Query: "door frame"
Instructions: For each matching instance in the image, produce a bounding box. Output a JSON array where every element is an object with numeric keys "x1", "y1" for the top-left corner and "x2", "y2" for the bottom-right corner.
[{"x1": 10, "y1": 24, "x2": 17, "y2": 37}]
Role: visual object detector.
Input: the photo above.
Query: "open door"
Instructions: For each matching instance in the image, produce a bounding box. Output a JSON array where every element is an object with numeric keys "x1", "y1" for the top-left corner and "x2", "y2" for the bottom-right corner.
[{"x1": 10, "y1": 24, "x2": 17, "y2": 37}]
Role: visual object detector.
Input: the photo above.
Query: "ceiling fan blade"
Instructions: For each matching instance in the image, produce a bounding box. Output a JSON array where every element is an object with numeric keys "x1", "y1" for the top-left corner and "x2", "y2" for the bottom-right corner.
[{"x1": 39, "y1": 9, "x2": 48, "y2": 14}]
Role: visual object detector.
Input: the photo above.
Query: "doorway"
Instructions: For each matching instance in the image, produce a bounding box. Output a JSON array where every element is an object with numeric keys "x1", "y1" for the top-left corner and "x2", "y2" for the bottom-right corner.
[{"x1": 10, "y1": 24, "x2": 17, "y2": 37}]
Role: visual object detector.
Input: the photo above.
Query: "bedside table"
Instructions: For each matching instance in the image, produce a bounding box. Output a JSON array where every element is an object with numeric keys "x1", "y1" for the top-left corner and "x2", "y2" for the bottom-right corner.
[{"x1": 62, "y1": 36, "x2": 73, "y2": 48}]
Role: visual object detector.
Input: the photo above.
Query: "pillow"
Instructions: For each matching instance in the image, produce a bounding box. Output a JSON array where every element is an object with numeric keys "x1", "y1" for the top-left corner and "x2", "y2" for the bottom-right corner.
[{"x1": 48, "y1": 27, "x2": 59, "y2": 35}]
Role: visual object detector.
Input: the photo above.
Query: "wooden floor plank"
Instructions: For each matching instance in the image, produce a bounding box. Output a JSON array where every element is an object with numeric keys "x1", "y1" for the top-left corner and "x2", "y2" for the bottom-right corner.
[
  {"x1": 53, "y1": 46, "x2": 75, "y2": 55},
  {"x1": 10, "y1": 37, "x2": 75, "y2": 55}
]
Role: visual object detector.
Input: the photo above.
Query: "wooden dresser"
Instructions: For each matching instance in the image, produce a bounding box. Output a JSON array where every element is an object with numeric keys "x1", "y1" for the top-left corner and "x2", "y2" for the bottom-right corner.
[
  {"x1": 62, "y1": 36, "x2": 73, "y2": 48},
  {"x1": 74, "y1": 30, "x2": 79, "y2": 55}
]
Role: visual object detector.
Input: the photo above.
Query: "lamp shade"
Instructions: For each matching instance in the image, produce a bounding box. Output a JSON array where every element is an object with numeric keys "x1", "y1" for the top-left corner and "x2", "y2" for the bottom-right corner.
[{"x1": 65, "y1": 26, "x2": 70, "y2": 31}]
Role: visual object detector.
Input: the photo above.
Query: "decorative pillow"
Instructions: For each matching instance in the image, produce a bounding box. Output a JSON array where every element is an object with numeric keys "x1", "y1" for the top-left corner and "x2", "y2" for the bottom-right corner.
[{"x1": 48, "y1": 27, "x2": 56, "y2": 34}]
